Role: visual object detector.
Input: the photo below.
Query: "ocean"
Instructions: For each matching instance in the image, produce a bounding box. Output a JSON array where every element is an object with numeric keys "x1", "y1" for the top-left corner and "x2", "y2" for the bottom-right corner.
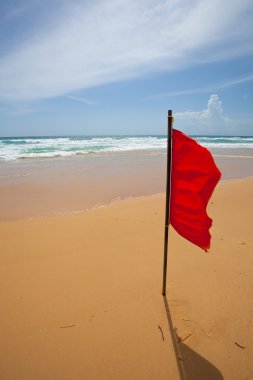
[{"x1": 0, "y1": 135, "x2": 253, "y2": 161}]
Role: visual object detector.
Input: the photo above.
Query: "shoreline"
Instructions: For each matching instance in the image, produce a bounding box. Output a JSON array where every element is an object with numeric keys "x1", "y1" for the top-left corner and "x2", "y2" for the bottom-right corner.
[{"x1": 0, "y1": 148, "x2": 252, "y2": 221}]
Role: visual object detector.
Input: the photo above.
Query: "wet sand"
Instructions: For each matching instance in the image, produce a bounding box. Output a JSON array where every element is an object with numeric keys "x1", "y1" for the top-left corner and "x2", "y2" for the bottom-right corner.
[{"x1": 0, "y1": 148, "x2": 252, "y2": 220}]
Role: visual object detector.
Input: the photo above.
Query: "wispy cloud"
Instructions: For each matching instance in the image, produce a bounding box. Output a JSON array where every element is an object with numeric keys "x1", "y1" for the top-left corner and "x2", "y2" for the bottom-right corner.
[
  {"x1": 66, "y1": 95, "x2": 98, "y2": 106},
  {"x1": 0, "y1": 103, "x2": 37, "y2": 117},
  {"x1": 0, "y1": 0, "x2": 252, "y2": 102},
  {"x1": 148, "y1": 73, "x2": 253, "y2": 99},
  {"x1": 219, "y1": 73, "x2": 253, "y2": 89}
]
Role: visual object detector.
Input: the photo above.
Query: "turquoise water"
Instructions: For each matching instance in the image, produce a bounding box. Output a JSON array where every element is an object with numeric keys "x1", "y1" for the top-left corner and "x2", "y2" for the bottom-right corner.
[{"x1": 0, "y1": 135, "x2": 252, "y2": 161}]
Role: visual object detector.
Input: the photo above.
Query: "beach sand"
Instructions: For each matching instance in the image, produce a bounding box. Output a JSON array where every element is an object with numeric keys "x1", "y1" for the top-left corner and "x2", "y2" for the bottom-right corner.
[
  {"x1": 0, "y1": 174, "x2": 252, "y2": 379},
  {"x1": 0, "y1": 149, "x2": 252, "y2": 221}
]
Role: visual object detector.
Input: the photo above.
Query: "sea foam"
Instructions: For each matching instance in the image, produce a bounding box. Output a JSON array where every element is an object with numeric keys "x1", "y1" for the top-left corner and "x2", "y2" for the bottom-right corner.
[{"x1": 0, "y1": 135, "x2": 252, "y2": 161}]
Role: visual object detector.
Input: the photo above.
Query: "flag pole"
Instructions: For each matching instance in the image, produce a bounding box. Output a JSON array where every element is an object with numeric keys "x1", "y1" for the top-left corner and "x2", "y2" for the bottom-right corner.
[{"x1": 162, "y1": 109, "x2": 173, "y2": 296}]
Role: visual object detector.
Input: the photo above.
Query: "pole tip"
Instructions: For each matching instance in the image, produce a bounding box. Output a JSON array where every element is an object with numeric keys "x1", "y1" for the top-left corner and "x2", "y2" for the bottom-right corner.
[{"x1": 168, "y1": 110, "x2": 172, "y2": 116}]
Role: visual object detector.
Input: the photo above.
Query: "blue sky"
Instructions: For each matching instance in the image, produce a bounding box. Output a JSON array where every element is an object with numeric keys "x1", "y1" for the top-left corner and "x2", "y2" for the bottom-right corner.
[{"x1": 0, "y1": 0, "x2": 253, "y2": 136}]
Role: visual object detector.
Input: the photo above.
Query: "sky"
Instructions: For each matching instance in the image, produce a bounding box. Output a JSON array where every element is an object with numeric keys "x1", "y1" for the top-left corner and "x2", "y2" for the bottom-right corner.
[{"x1": 0, "y1": 0, "x2": 253, "y2": 136}]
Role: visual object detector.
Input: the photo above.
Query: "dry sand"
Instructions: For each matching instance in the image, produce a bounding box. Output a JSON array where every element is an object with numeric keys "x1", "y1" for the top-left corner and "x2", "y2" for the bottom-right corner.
[{"x1": 0, "y1": 177, "x2": 252, "y2": 379}]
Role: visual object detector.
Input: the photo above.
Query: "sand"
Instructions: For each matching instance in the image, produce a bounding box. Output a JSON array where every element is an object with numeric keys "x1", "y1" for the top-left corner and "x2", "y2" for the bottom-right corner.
[
  {"x1": 0, "y1": 177, "x2": 252, "y2": 380},
  {"x1": 0, "y1": 149, "x2": 252, "y2": 221}
]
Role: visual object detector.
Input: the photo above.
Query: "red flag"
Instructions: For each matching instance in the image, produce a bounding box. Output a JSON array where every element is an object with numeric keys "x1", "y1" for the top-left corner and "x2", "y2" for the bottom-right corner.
[{"x1": 170, "y1": 130, "x2": 221, "y2": 251}]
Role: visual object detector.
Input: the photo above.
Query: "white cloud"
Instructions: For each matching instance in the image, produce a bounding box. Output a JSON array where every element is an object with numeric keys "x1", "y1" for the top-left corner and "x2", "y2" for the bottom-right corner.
[
  {"x1": 0, "y1": 0, "x2": 252, "y2": 102},
  {"x1": 175, "y1": 94, "x2": 229, "y2": 123}
]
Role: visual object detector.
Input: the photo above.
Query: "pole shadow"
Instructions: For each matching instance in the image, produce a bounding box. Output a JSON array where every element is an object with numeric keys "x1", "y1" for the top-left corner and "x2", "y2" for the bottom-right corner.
[{"x1": 163, "y1": 296, "x2": 224, "y2": 380}]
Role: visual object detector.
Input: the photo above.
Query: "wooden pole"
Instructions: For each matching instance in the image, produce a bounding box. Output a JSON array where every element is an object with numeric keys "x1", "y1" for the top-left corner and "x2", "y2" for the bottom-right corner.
[{"x1": 162, "y1": 110, "x2": 173, "y2": 296}]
